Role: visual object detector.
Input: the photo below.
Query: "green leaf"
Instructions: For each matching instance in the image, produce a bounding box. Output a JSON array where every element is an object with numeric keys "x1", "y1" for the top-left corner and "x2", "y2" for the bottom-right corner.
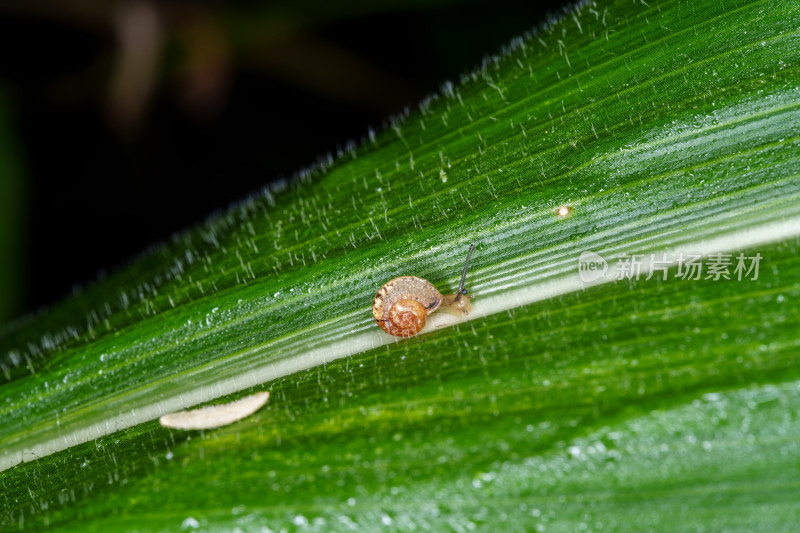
[{"x1": 2, "y1": 0, "x2": 800, "y2": 531}]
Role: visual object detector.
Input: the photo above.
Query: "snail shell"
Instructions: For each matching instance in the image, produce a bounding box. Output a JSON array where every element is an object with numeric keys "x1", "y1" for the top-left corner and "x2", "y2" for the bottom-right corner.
[{"x1": 372, "y1": 276, "x2": 442, "y2": 337}]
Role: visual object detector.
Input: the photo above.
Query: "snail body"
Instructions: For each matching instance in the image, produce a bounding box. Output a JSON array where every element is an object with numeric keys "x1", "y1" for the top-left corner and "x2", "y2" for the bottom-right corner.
[{"x1": 372, "y1": 245, "x2": 476, "y2": 337}]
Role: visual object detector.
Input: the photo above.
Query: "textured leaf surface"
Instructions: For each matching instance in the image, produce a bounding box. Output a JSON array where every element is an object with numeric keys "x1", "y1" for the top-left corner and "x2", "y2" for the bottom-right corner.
[{"x1": 2, "y1": 0, "x2": 800, "y2": 530}]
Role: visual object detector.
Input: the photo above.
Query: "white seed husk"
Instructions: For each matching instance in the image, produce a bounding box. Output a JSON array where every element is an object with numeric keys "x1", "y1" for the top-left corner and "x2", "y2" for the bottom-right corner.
[{"x1": 159, "y1": 391, "x2": 270, "y2": 430}]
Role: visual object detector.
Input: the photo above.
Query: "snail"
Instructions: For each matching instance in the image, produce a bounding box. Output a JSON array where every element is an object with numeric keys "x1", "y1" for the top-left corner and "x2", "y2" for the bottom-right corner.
[{"x1": 372, "y1": 244, "x2": 476, "y2": 337}]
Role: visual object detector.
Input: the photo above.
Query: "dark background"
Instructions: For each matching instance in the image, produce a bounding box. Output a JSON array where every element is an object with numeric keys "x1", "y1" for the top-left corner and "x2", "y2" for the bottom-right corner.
[{"x1": 0, "y1": 0, "x2": 569, "y2": 322}]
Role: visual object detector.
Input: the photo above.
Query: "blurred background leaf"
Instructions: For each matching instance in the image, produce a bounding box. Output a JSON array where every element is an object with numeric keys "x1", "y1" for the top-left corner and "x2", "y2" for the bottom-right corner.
[
  {"x1": 0, "y1": 0, "x2": 569, "y2": 317},
  {"x1": 0, "y1": 85, "x2": 27, "y2": 322}
]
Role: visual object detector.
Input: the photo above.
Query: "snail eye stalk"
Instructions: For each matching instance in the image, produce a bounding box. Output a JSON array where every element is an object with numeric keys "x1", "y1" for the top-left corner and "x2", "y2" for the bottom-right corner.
[{"x1": 455, "y1": 244, "x2": 476, "y2": 302}]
